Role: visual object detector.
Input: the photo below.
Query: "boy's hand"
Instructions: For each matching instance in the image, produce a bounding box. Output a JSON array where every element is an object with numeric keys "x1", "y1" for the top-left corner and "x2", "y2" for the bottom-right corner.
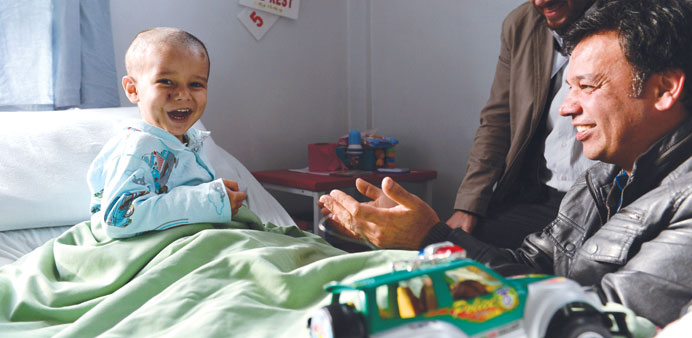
[{"x1": 222, "y1": 179, "x2": 247, "y2": 216}]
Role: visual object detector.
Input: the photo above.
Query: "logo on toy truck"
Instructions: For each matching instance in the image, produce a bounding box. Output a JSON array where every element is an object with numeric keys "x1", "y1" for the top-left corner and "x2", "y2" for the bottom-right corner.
[{"x1": 309, "y1": 242, "x2": 631, "y2": 338}]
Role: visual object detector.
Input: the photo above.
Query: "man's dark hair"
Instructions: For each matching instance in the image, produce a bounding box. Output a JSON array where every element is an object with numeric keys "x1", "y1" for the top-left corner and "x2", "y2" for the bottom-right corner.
[{"x1": 563, "y1": 0, "x2": 692, "y2": 112}]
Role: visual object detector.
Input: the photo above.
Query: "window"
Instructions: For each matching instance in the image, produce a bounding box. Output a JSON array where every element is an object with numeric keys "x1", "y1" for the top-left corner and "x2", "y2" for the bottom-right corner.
[
  {"x1": 376, "y1": 275, "x2": 440, "y2": 320},
  {"x1": 0, "y1": 0, "x2": 119, "y2": 111},
  {"x1": 445, "y1": 265, "x2": 501, "y2": 301}
]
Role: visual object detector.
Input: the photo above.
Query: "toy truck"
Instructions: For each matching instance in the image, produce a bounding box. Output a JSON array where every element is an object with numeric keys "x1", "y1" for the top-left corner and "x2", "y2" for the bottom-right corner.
[{"x1": 308, "y1": 242, "x2": 631, "y2": 338}]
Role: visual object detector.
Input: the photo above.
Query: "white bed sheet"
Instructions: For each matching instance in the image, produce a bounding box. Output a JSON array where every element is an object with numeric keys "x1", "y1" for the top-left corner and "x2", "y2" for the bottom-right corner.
[{"x1": 0, "y1": 226, "x2": 70, "y2": 266}]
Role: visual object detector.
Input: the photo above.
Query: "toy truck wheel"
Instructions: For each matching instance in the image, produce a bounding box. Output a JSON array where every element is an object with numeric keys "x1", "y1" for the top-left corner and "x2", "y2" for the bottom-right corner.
[
  {"x1": 547, "y1": 315, "x2": 612, "y2": 338},
  {"x1": 309, "y1": 304, "x2": 366, "y2": 338}
]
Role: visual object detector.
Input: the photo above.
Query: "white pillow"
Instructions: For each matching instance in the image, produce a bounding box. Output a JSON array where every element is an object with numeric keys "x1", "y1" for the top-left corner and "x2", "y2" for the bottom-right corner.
[{"x1": 0, "y1": 107, "x2": 292, "y2": 231}]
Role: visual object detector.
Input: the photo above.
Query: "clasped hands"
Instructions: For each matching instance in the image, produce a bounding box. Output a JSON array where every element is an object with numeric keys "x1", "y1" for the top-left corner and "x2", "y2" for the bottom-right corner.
[
  {"x1": 222, "y1": 178, "x2": 247, "y2": 216},
  {"x1": 317, "y1": 177, "x2": 440, "y2": 250}
]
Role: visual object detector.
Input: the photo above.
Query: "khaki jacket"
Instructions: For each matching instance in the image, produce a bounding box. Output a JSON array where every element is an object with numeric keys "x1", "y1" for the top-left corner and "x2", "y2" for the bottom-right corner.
[{"x1": 454, "y1": 2, "x2": 555, "y2": 215}]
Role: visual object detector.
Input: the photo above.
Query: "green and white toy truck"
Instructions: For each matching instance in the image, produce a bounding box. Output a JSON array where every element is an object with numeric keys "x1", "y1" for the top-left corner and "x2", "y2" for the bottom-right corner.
[{"x1": 308, "y1": 242, "x2": 632, "y2": 338}]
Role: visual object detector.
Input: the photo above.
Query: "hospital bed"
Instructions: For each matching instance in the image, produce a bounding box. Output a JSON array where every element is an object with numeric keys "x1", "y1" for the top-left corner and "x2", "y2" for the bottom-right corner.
[
  {"x1": 0, "y1": 107, "x2": 415, "y2": 336},
  {"x1": 0, "y1": 106, "x2": 295, "y2": 266}
]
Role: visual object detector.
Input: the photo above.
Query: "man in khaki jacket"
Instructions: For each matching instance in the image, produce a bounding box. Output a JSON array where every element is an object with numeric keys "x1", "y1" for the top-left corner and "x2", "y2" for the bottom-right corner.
[{"x1": 448, "y1": 0, "x2": 596, "y2": 248}]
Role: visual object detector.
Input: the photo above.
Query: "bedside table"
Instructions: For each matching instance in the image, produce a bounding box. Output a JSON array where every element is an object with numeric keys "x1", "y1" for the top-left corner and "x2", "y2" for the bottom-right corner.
[{"x1": 252, "y1": 169, "x2": 437, "y2": 233}]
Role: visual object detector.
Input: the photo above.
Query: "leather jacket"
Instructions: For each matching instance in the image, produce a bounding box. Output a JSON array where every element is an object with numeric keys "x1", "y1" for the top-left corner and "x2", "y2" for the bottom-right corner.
[{"x1": 424, "y1": 118, "x2": 692, "y2": 326}]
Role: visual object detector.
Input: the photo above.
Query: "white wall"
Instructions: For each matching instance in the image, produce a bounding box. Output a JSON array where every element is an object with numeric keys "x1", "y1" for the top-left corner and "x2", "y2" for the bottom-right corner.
[
  {"x1": 360, "y1": 0, "x2": 524, "y2": 218},
  {"x1": 110, "y1": 0, "x2": 348, "y2": 173},
  {"x1": 110, "y1": 0, "x2": 525, "y2": 218}
]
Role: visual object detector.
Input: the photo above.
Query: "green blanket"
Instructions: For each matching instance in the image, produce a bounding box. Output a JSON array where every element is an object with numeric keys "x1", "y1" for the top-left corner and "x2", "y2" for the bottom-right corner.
[{"x1": 0, "y1": 207, "x2": 416, "y2": 337}]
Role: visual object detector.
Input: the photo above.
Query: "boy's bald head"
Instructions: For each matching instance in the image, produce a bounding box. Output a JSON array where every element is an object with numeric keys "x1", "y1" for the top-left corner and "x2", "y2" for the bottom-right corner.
[{"x1": 125, "y1": 27, "x2": 209, "y2": 78}]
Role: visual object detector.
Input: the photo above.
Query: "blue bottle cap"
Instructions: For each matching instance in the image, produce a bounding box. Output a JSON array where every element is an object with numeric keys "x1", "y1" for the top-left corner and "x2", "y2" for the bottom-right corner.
[
  {"x1": 347, "y1": 130, "x2": 363, "y2": 154},
  {"x1": 348, "y1": 130, "x2": 362, "y2": 145}
]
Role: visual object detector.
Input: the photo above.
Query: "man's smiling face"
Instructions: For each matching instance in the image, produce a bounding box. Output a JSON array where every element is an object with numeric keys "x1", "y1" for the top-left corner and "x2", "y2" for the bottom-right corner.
[
  {"x1": 531, "y1": 0, "x2": 594, "y2": 32},
  {"x1": 559, "y1": 31, "x2": 658, "y2": 172}
]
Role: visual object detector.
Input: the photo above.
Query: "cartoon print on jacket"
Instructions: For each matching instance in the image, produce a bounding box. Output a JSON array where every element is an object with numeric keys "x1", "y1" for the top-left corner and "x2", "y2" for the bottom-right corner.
[
  {"x1": 132, "y1": 175, "x2": 147, "y2": 186},
  {"x1": 141, "y1": 150, "x2": 178, "y2": 193},
  {"x1": 109, "y1": 150, "x2": 177, "y2": 228},
  {"x1": 208, "y1": 181, "x2": 227, "y2": 215},
  {"x1": 110, "y1": 191, "x2": 149, "y2": 227},
  {"x1": 90, "y1": 189, "x2": 104, "y2": 214}
]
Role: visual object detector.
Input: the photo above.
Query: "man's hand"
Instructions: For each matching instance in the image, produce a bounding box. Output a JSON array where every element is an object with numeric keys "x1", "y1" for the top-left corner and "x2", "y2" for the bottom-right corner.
[
  {"x1": 318, "y1": 178, "x2": 397, "y2": 241},
  {"x1": 318, "y1": 177, "x2": 440, "y2": 250},
  {"x1": 446, "y1": 210, "x2": 478, "y2": 233},
  {"x1": 222, "y1": 179, "x2": 247, "y2": 216}
]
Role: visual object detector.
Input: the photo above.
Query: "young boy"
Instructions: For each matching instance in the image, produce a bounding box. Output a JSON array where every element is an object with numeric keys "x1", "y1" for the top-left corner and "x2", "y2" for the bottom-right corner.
[{"x1": 87, "y1": 27, "x2": 246, "y2": 239}]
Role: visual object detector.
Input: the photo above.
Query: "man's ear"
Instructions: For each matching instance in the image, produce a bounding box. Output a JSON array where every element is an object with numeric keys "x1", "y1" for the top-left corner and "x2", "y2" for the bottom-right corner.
[
  {"x1": 654, "y1": 69, "x2": 685, "y2": 111},
  {"x1": 122, "y1": 75, "x2": 139, "y2": 104}
]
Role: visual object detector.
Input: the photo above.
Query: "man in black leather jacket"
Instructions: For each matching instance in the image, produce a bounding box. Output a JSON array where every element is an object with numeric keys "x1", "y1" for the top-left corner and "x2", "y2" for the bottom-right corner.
[{"x1": 318, "y1": 0, "x2": 692, "y2": 326}]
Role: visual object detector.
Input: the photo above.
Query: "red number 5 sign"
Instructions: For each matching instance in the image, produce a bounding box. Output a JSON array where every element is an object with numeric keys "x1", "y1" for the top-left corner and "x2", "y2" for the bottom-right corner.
[
  {"x1": 238, "y1": 8, "x2": 279, "y2": 40},
  {"x1": 250, "y1": 11, "x2": 264, "y2": 27}
]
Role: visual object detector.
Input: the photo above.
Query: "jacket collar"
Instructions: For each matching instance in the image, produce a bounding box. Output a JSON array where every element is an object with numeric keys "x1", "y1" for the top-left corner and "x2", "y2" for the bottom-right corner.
[
  {"x1": 128, "y1": 120, "x2": 211, "y2": 153},
  {"x1": 629, "y1": 117, "x2": 692, "y2": 191},
  {"x1": 586, "y1": 117, "x2": 692, "y2": 209}
]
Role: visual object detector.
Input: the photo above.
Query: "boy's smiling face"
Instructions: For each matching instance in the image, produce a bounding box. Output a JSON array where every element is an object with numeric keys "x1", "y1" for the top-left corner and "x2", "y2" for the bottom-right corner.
[{"x1": 123, "y1": 45, "x2": 209, "y2": 142}]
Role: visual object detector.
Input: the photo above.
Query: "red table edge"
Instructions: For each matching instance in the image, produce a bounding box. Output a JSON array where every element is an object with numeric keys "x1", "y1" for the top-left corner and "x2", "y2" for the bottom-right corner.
[{"x1": 252, "y1": 169, "x2": 437, "y2": 192}]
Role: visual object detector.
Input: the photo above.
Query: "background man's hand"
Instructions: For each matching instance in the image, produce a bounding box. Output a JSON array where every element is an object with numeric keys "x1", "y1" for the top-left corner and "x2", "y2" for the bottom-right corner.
[
  {"x1": 222, "y1": 178, "x2": 247, "y2": 216},
  {"x1": 446, "y1": 210, "x2": 478, "y2": 233},
  {"x1": 318, "y1": 177, "x2": 440, "y2": 249}
]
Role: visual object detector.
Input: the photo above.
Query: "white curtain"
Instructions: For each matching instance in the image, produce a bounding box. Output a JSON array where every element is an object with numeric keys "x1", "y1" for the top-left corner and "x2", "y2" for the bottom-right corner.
[{"x1": 0, "y1": 0, "x2": 119, "y2": 111}]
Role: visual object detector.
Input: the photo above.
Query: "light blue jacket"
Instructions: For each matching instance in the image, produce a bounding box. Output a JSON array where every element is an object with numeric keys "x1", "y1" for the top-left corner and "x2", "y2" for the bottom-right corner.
[{"x1": 87, "y1": 121, "x2": 232, "y2": 238}]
